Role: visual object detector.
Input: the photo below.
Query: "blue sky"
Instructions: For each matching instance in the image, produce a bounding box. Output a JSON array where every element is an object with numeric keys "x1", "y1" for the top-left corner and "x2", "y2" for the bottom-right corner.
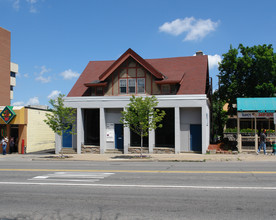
[{"x1": 1, "y1": 0, "x2": 276, "y2": 106}]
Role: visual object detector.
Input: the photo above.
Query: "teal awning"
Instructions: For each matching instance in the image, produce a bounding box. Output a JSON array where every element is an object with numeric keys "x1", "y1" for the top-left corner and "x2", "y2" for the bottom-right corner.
[{"x1": 237, "y1": 98, "x2": 276, "y2": 111}]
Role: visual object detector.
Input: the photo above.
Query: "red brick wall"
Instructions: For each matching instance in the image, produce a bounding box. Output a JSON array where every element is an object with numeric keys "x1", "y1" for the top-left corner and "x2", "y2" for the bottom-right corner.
[{"x1": 0, "y1": 27, "x2": 11, "y2": 106}]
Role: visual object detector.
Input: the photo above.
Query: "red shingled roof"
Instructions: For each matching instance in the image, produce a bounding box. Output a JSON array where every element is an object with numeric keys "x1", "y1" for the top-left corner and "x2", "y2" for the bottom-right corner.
[{"x1": 67, "y1": 49, "x2": 209, "y2": 97}]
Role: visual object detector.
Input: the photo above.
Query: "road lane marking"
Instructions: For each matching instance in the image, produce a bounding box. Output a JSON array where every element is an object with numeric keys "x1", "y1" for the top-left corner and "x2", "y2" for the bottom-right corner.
[
  {"x1": 0, "y1": 168, "x2": 276, "y2": 174},
  {"x1": 29, "y1": 172, "x2": 114, "y2": 183},
  {"x1": 29, "y1": 179, "x2": 101, "y2": 182},
  {"x1": 33, "y1": 176, "x2": 49, "y2": 179},
  {"x1": 0, "y1": 181, "x2": 276, "y2": 190}
]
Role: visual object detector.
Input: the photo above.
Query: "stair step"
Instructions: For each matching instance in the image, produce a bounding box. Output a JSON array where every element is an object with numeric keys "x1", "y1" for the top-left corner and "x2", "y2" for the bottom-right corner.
[{"x1": 60, "y1": 148, "x2": 77, "y2": 154}]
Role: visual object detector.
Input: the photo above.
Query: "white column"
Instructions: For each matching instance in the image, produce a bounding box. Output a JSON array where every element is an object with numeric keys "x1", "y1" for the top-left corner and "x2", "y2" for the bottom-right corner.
[
  {"x1": 123, "y1": 107, "x2": 130, "y2": 154},
  {"x1": 77, "y1": 108, "x2": 83, "y2": 154},
  {"x1": 175, "y1": 107, "x2": 180, "y2": 154},
  {"x1": 124, "y1": 126, "x2": 130, "y2": 154},
  {"x1": 100, "y1": 108, "x2": 106, "y2": 154},
  {"x1": 201, "y1": 105, "x2": 207, "y2": 154},
  {"x1": 149, "y1": 129, "x2": 155, "y2": 153}
]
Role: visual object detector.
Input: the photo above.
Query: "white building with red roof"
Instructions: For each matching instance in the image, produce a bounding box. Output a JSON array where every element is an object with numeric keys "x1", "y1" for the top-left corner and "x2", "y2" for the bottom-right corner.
[{"x1": 57, "y1": 49, "x2": 212, "y2": 154}]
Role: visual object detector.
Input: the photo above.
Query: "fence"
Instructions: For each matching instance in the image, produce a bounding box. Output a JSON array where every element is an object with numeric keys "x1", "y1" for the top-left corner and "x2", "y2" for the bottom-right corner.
[{"x1": 237, "y1": 134, "x2": 276, "y2": 152}]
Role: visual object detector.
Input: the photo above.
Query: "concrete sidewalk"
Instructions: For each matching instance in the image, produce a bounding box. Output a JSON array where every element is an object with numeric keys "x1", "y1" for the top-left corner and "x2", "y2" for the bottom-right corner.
[
  {"x1": 53, "y1": 152, "x2": 276, "y2": 162},
  {"x1": 1, "y1": 152, "x2": 276, "y2": 162}
]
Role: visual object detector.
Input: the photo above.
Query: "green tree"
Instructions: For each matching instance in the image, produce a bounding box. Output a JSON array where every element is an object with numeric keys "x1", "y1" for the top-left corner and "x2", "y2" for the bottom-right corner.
[
  {"x1": 120, "y1": 95, "x2": 166, "y2": 156},
  {"x1": 218, "y1": 44, "x2": 276, "y2": 114},
  {"x1": 211, "y1": 91, "x2": 228, "y2": 141},
  {"x1": 44, "y1": 94, "x2": 76, "y2": 136}
]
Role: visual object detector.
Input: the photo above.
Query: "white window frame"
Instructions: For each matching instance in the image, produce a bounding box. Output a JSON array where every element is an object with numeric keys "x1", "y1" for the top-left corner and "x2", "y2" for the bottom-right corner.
[
  {"x1": 128, "y1": 78, "x2": 136, "y2": 94},
  {"x1": 120, "y1": 79, "x2": 127, "y2": 94},
  {"x1": 137, "y1": 78, "x2": 145, "y2": 93}
]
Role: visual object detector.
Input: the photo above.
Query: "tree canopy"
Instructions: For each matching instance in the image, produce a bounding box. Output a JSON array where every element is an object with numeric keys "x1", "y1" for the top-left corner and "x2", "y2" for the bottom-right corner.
[
  {"x1": 218, "y1": 44, "x2": 276, "y2": 113},
  {"x1": 211, "y1": 92, "x2": 228, "y2": 140},
  {"x1": 44, "y1": 94, "x2": 76, "y2": 136}
]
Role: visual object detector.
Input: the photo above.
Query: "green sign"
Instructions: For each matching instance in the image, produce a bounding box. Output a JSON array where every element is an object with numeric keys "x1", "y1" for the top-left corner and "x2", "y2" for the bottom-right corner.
[{"x1": 0, "y1": 106, "x2": 16, "y2": 124}]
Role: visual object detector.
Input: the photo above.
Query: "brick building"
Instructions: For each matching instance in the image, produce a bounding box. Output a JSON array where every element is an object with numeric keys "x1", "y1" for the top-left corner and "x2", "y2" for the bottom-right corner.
[{"x1": 0, "y1": 27, "x2": 55, "y2": 154}]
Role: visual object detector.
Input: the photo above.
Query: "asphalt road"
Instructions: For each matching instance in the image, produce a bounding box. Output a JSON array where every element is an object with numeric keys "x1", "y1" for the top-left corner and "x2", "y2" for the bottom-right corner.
[{"x1": 0, "y1": 160, "x2": 276, "y2": 219}]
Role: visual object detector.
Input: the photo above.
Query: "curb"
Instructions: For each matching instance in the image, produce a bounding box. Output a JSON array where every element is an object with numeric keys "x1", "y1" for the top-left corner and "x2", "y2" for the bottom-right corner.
[{"x1": 31, "y1": 156, "x2": 206, "y2": 162}]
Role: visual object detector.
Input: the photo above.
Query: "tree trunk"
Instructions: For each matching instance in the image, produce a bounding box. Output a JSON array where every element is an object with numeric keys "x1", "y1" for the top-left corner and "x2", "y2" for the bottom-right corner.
[{"x1": 140, "y1": 131, "x2": 143, "y2": 158}]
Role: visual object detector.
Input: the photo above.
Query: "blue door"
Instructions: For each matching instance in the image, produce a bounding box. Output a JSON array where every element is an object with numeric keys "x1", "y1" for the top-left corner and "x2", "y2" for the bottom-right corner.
[
  {"x1": 190, "y1": 124, "x2": 202, "y2": 152},
  {"x1": 115, "y1": 124, "x2": 123, "y2": 149},
  {"x1": 62, "y1": 126, "x2": 72, "y2": 148}
]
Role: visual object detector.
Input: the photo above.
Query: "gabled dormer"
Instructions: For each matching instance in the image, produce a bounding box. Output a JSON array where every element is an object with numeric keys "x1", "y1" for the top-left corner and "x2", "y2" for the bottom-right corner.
[{"x1": 84, "y1": 48, "x2": 168, "y2": 96}]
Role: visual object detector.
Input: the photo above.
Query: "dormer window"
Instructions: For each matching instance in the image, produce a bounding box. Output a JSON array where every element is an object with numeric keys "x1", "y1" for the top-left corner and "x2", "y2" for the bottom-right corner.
[
  {"x1": 91, "y1": 86, "x2": 104, "y2": 96},
  {"x1": 161, "y1": 84, "x2": 170, "y2": 94},
  {"x1": 119, "y1": 78, "x2": 145, "y2": 94},
  {"x1": 120, "y1": 79, "x2": 127, "y2": 94},
  {"x1": 128, "y1": 79, "x2": 136, "y2": 93},
  {"x1": 156, "y1": 80, "x2": 179, "y2": 95},
  {"x1": 118, "y1": 58, "x2": 146, "y2": 95},
  {"x1": 137, "y1": 79, "x2": 145, "y2": 93},
  {"x1": 96, "y1": 87, "x2": 103, "y2": 95},
  {"x1": 84, "y1": 81, "x2": 107, "y2": 96}
]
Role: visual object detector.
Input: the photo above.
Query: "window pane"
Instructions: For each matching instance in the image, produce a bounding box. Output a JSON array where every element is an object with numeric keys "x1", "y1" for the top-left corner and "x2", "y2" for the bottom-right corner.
[
  {"x1": 96, "y1": 87, "x2": 103, "y2": 95},
  {"x1": 120, "y1": 79, "x2": 126, "y2": 87},
  {"x1": 128, "y1": 79, "x2": 136, "y2": 93},
  {"x1": 120, "y1": 79, "x2": 127, "y2": 94},
  {"x1": 91, "y1": 87, "x2": 95, "y2": 96},
  {"x1": 128, "y1": 79, "x2": 135, "y2": 86},
  {"x1": 137, "y1": 79, "x2": 145, "y2": 93},
  {"x1": 120, "y1": 87, "x2": 126, "y2": 93},
  {"x1": 161, "y1": 84, "x2": 170, "y2": 94}
]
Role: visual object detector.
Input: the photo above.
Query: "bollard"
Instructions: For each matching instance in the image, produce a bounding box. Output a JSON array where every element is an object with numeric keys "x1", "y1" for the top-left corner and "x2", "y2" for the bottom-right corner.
[{"x1": 21, "y1": 139, "x2": 24, "y2": 154}]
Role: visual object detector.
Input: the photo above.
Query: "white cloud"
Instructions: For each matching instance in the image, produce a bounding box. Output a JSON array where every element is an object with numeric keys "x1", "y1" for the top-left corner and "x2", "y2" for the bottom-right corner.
[
  {"x1": 12, "y1": 101, "x2": 24, "y2": 106},
  {"x1": 35, "y1": 65, "x2": 51, "y2": 83},
  {"x1": 26, "y1": 97, "x2": 39, "y2": 105},
  {"x1": 13, "y1": 0, "x2": 20, "y2": 11},
  {"x1": 36, "y1": 75, "x2": 51, "y2": 83},
  {"x1": 60, "y1": 69, "x2": 80, "y2": 80},
  {"x1": 159, "y1": 17, "x2": 219, "y2": 41},
  {"x1": 12, "y1": 96, "x2": 41, "y2": 106},
  {"x1": 11, "y1": 0, "x2": 39, "y2": 13},
  {"x1": 26, "y1": 0, "x2": 37, "y2": 3},
  {"x1": 39, "y1": 65, "x2": 50, "y2": 75},
  {"x1": 208, "y1": 54, "x2": 222, "y2": 69},
  {"x1": 159, "y1": 17, "x2": 194, "y2": 36},
  {"x1": 26, "y1": 0, "x2": 38, "y2": 13},
  {"x1": 47, "y1": 90, "x2": 61, "y2": 99}
]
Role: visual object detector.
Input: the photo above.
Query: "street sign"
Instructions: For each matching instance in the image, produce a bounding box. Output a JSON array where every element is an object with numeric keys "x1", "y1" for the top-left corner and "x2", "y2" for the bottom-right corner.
[{"x1": 0, "y1": 106, "x2": 16, "y2": 124}]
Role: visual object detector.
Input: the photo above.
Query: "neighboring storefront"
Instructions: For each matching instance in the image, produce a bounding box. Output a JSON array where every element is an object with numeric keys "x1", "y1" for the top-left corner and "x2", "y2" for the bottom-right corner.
[
  {"x1": 0, "y1": 106, "x2": 55, "y2": 154},
  {"x1": 57, "y1": 49, "x2": 212, "y2": 154},
  {"x1": 236, "y1": 97, "x2": 276, "y2": 152}
]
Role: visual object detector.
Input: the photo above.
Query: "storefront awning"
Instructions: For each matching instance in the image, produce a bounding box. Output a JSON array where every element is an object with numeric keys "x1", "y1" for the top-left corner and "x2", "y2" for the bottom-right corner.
[{"x1": 237, "y1": 98, "x2": 276, "y2": 112}]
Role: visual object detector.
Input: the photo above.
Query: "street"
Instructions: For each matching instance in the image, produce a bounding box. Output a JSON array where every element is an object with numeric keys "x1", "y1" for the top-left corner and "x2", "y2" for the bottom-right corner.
[{"x1": 0, "y1": 159, "x2": 276, "y2": 219}]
